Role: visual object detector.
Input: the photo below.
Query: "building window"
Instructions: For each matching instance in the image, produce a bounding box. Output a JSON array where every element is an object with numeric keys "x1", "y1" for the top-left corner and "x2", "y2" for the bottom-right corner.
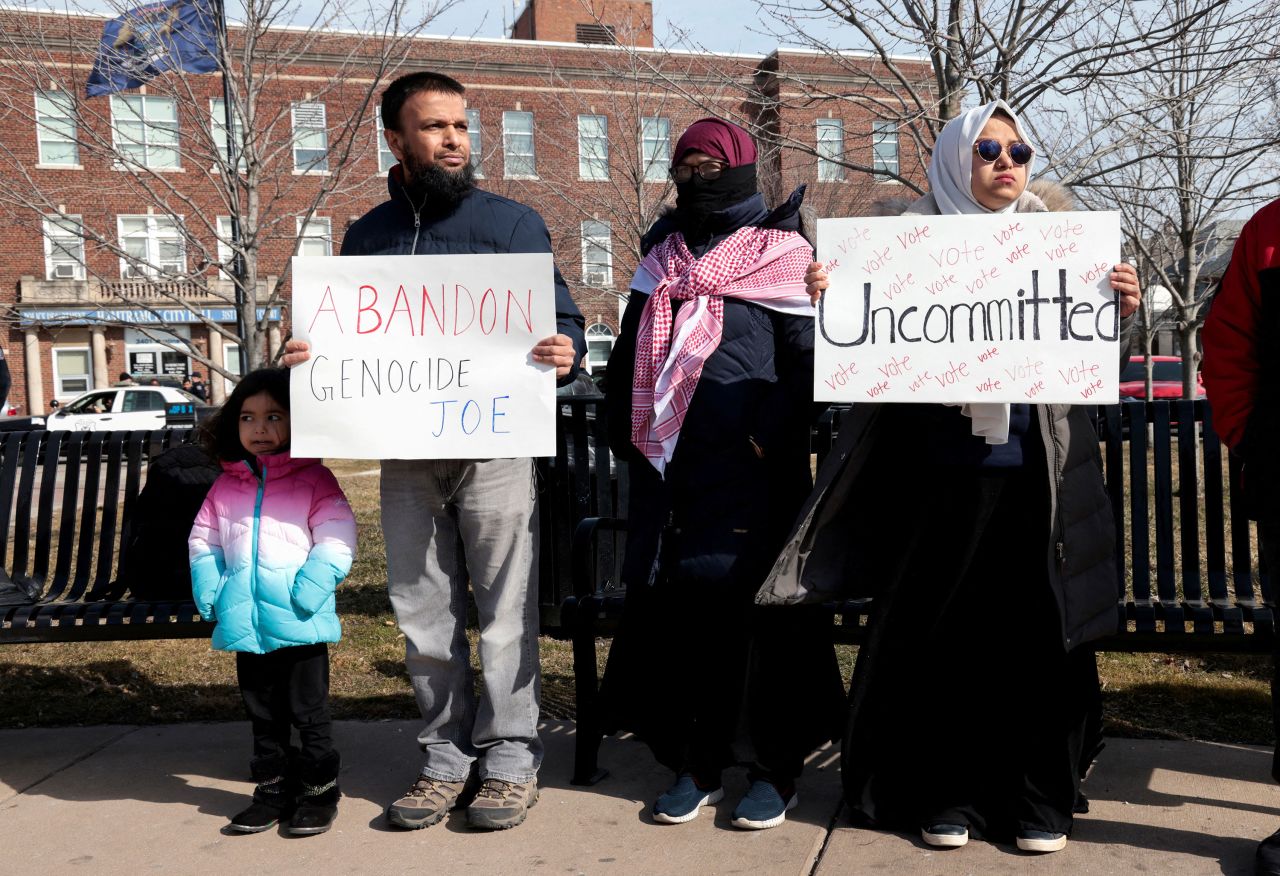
[
  {"x1": 503, "y1": 110, "x2": 536, "y2": 178},
  {"x1": 35, "y1": 91, "x2": 79, "y2": 166},
  {"x1": 466, "y1": 107, "x2": 483, "y2": 177},
  {"x1": 296, "y1": 216, "x2": 332, "y2": 257},
  {"x1": 873, "y1": 121, "x2": 899, "y2": 179},
  {"x1": 216, "y1": 215, "x2": 234, "y2": 273},
  {"x1": 375, "y1": 108, "x2": 397, "y2": 173},
  {"x1": 292, "y1": 102, "x2": 329, "y2": 172},
  {"x1": 640, "y1": 116, "x2": 670, "y2": 182},
  {"x1": 126, "y1": 326, "x2": 193, "y2": 380},
  {"x1": 581, "y1": 220, "x2": 612, "y2": 287},
  {"x1": 118, "y1": 215, "x2": 186, "y2": 278},
  {"x1": 111, "y1": 95, "x2": 180, "y2": 168},
  {"x1": 222, "y1": 343, "x2": 242, "y2": 396},
  {"x1": 53, "y1": 347, "x2": 92, "y2": 396},
  {"x1": 578, "y1": 114, "x2": 608, "y2": 180},
  {"x1": 210, "y1": 98, "x2": 246, "y2": 171},
  {"x1": 585, "y1": 322, "x2": 614, "y2": 375},
  {"x1": 816, "y1": 118, "x2": 844, "y2": 182},
  {"x1": 43, "y1": 214, "x2": 85, "y2": 280}
]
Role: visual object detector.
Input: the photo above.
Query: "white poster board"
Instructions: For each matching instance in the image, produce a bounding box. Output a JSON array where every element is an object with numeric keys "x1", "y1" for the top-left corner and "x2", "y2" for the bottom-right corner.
[
  {"x1": 814, "y1": 212, "x2": 1122, "y2": 404},
  {"x1": 289, "y1": 254, "x2": 557, "y2": 459}
]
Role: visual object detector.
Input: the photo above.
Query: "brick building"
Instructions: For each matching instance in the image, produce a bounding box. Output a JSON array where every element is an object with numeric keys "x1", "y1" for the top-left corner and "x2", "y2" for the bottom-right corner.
[{"x1": 0, "y1": 3, "x2": 927, "y2": 413}]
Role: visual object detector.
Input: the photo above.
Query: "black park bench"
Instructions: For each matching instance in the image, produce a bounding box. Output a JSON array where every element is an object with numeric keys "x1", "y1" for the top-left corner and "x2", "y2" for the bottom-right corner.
[
  {"x1": 0, "y1": 396, "x2": 624, "y2": 646},
  {"x1": 562, "y1": 398, "x2": 1276, "y2": 784},
  {"x1": 0, "y1": 429, "x2": 211, "y2": 644}
]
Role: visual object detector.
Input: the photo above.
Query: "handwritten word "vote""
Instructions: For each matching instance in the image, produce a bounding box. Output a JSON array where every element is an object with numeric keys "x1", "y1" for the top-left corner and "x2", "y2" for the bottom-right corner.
[{"x1": 823, "y1": 361, "x2": 860, "y2": 391}]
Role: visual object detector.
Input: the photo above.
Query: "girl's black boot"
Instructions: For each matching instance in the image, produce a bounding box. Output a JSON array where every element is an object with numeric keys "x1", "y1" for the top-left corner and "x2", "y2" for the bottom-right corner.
[
  {"x1": 288, "y1": 751, "x2": 341, "y2": 836},
  {"x1": 228, "y1": 754, "x2": 294, "y2": 833}
]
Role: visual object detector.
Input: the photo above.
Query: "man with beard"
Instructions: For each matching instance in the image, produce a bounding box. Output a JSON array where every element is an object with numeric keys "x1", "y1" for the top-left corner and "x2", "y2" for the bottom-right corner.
[{"x1": 283, "y1": 71, "x2": 585, "y2": 832}]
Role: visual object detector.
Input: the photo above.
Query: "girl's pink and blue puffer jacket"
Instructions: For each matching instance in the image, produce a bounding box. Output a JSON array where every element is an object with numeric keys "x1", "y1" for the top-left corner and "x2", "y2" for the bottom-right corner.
[{"x1": 189, "y1": 451, "x2": 356, "y2": 654}]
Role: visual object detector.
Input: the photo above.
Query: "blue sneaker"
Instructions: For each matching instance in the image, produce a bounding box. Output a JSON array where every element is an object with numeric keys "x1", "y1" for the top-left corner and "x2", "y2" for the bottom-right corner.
[
  {"x1": 652, "y1": 774, "x2": 723, "y2": 824},
  {"x1": 922, "y1": 823, "x2": 969, "y2": 848},
  {"x1": 730, "y1": 780, "x2": 797, "y2": 830}
]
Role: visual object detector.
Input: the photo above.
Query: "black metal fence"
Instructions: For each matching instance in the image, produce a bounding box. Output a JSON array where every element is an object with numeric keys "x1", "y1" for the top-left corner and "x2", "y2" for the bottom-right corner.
[
  {"x1": 1, "y1": 398, "x2": 1271, "y2": 649},
  {"x1": 543, "y1": 397, "x2": 1274, "y2": 648}
]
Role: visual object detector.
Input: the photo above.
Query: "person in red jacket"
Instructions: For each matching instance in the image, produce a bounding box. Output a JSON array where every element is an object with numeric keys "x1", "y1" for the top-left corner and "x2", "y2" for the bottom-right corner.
[{"x1": 1201, "y1": 197, "x2": 1280, "y2": 876}]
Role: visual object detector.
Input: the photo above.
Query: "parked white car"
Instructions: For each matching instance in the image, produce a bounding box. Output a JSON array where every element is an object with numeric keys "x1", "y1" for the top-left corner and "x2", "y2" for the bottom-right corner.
[{"x1": 46, "y1": 386, "x2": 203, "y2": 432}]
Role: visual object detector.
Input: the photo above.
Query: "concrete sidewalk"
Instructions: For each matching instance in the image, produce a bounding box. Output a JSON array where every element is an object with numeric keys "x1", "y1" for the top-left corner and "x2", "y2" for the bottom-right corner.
[{"x1": 1, "y1": 721, "x2": 1274, "y2": 875}]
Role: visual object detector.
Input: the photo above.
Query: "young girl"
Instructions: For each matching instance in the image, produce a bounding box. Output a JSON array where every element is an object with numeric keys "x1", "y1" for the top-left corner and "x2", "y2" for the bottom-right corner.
[{"x1": 189, "y1": 367, "x2": 356, "y2": 836}]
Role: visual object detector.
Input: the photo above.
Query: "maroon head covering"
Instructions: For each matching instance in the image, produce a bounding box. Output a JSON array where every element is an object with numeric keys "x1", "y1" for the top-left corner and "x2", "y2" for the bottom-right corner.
[{"x1": 673, "y1": 118, "x2": 757, "y2": 167}]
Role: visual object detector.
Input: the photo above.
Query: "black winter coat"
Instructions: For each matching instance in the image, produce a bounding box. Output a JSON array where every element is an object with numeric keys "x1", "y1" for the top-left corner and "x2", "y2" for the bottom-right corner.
[
  {"x1": 605, "y1": 190, "x2": 818, "y2": 591},
  {"x1": 756, "y1": 191, "x2": 1134, "y2": 651},
  {"x1": 117, "y1": 442, "x2": 222, "y2": 601}
]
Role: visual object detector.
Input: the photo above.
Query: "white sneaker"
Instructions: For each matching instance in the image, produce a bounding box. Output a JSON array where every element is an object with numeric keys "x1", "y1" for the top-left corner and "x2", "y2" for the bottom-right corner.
[
  {"x1": 922, "y1": 823, "x2": 969, "y2": 848},
  {"x1": 1017, "y1": 830, "x2": 1067, "y2": 853}
]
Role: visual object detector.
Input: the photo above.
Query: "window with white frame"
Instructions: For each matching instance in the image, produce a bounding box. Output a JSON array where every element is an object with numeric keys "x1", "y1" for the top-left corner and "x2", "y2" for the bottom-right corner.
[
  {"x1": 466, "y1": 107, "x2": 483, "y2": 177},
  {"x1": 640, "y1": 116, "x2": 670, "y2": 182},
  {"x1": 43, "y1": 214, "x2": 85, "y2": 280},
  {"x1": 53, "y1": 347, "x2": 92, "y2": 396},
  {"x1": 578, "y1": 114, "x2": 608, "y2": 180},
  {"x1": 816, "y1": 118, "x2": 845, "y2": 182},
  {"x1": 872, "y1": 121, "x2": 899, "y2": 179},
  {"x1": 35, "y1": 91, "x2": 79, "y2": 166},
  {"x1": 111, "y1": 95, "x2": 180, "y2": 168},
  {"x1": 210, "y1": 98, "x2": 246, "y2": 171},
  {"x1": 216, "y1": 215, "x2": 234, "y2": 271},
  {"x1": 581, "y1": 220, "x2": 612, "y2": 287},
  {"x1": 216, "y1": 215, "x2": 252, "y2": 280},
  {"x1": 222, "y1": 343, "x2": 242, "y2": 396},
  {"x1": 118, "y1": 215, "x2": 185, "y2": 278},
  {"x1": 375, "y1": 108, "x2": 397, "y2": 173},
  {"x1": 585, "y1": 323, "x2": 615, "y2": 375},
  {"x1": 292, "y1": 102, "x2": 329, "y2": 172},
  {"x1": 503, "y1": 111, "x2": 536, "y2": 178},
  {"x1": 296, "y1": 216, "x2": 332, "y2": 257}
]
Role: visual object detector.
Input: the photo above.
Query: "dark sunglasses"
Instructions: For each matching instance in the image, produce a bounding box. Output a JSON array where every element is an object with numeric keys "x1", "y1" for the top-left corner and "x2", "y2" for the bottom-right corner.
[
  {"x1": 669, "y1": 161, "x2": 726, "y2": 183},
  {"x1": 973, "y1": 138, "x2": 1034, "y2": 165}
]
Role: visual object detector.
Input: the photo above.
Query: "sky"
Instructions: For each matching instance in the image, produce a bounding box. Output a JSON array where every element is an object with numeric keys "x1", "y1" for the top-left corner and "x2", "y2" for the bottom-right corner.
[{"x1": 61, "y1": 0, "x2": 850, "y2": 56}]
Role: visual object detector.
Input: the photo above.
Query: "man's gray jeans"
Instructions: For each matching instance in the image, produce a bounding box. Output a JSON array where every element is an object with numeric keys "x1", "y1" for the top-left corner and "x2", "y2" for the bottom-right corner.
[{"x1": 381, "y1": 457, "x2": 542, "y2": 784}]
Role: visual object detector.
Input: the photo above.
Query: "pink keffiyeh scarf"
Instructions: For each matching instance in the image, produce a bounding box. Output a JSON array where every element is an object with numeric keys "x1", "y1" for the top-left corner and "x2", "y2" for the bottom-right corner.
[{"x1": 630, "y1": 226, "x2": 814, "y2": 476}]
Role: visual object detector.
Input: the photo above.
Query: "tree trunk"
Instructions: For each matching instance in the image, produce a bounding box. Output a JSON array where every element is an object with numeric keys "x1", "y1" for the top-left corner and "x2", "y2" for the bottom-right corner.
[{"x1": 1179, "y1": 323, "x2": 1199, "y2": 399}]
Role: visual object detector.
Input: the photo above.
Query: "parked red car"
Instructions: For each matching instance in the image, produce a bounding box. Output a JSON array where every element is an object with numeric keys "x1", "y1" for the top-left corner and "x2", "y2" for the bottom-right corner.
[{"x1": 1118, "y1": 355, "x2": 1206, "y2": 400}]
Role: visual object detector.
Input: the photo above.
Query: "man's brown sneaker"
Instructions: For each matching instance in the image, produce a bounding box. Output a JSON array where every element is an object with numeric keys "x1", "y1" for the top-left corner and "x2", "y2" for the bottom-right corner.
[
  {"x1": 466, "y1": 778, "x2": 539, "y2": 830},
  {"x1": 386, "y1": 774, "x2": 472, "y2": 829}
]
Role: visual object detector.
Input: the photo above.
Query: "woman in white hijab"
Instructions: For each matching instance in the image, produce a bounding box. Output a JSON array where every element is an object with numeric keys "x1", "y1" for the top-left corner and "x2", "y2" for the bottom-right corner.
[{"x1": 787, "y1": 101, "x2": 1141, "y2": 853}]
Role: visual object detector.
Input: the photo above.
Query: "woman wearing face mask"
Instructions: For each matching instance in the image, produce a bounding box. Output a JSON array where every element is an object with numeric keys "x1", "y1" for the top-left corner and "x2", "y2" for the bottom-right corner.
[
  {"x1": 599, "y1": 118, "x2": 845, "y2": 831},
  {"x1": 760, "y1": 100, "x2": 1142, "y2": 853}
]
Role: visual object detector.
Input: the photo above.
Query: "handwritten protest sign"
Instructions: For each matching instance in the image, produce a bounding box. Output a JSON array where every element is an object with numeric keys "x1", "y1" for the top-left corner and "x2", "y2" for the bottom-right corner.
[
  {"x1": 289, "y1": 254, "x2": 557, "y2": 460},
  {"x1": 814, "y1": 212, "x2": 1122, "y2": 404}
]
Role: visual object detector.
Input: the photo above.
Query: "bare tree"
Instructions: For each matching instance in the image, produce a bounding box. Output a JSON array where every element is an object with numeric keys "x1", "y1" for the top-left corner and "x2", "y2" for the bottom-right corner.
[
  {"x1": 733, "y1": 0, "x2": 1280, "y2": 397},
  {"x1": 750, "y1": 0, "x2": 1234, "y2": 191},
  {"x1": 516, "y1": 37, "x2": 745, "y2": 323},
  {"x1": 1061, "y1": 0, "x2": 1280, "y2": 395},
  {"x1": 0, "y1": 0, "x2": 450, "y2": 390}
]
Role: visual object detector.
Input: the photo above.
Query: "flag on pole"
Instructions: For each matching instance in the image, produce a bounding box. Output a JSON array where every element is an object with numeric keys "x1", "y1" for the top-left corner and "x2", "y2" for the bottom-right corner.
[{"x1": 86, "y1": 0, "x2": 220, "y2": 97}]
